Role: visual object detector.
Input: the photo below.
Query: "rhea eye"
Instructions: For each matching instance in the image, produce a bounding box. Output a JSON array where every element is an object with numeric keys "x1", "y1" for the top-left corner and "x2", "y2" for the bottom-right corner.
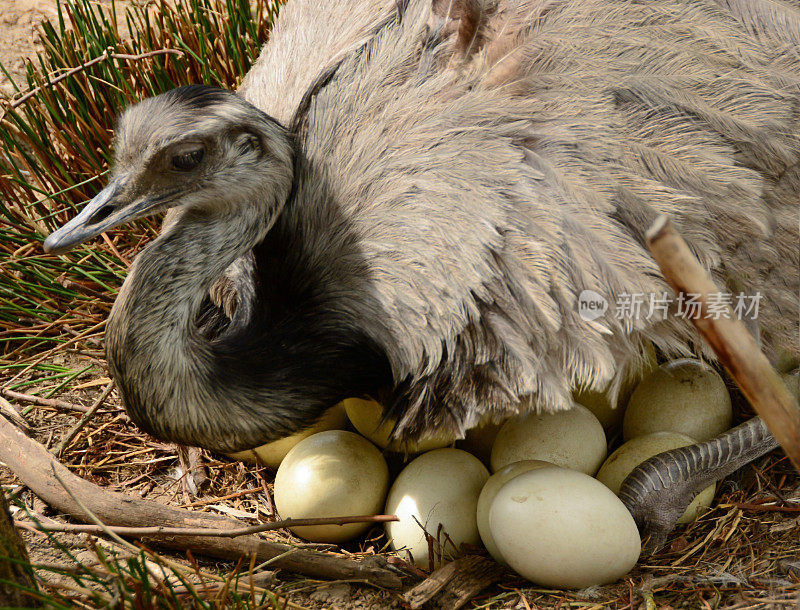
[{"x1": 172, "y1": 148, "x2": 205, "y2": 171}]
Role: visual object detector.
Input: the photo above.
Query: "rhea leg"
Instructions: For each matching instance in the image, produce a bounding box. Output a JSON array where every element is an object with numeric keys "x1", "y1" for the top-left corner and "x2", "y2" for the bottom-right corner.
[{"x1": 618, "y1": 417, "x2": 778, "y2": 553}]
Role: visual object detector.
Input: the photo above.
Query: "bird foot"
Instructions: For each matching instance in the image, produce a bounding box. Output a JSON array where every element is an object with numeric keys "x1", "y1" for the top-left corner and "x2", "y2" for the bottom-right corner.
[
  {"x1": 618, "y1": 461, "x2": 705, "y2": 555},
  {"x1": 621, "y1": 482, "x2": 696, "y2": 554},
  {"x1": 619, "y1": 418, "x2": 779, "y2": 555}
]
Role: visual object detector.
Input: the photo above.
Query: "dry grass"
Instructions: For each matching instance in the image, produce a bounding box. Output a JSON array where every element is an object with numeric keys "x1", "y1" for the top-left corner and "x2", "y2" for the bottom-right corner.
[{"x1": 0, "y1": 1, "x2": 798, "y2": 608}]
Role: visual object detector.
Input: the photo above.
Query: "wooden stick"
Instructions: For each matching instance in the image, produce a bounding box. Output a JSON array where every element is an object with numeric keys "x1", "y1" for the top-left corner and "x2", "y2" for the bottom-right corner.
[
  {"x1": 403, "y1": 555, "x2": 505, "y2": 610},
  {"x1": 1, "y1": 388, "x2": 107, "y2": 414},
  {"x1": 0, "y1": 491, "x2": 40, "y2": 607},
  {"x1": 7, "y1": 49, "x2": 185, "y2": 109},
  {"x1": 16, "y1": 513, "x2": 398, "y2": 538},
  {"x1": 0, "y1": 395, "x2": 30, "y2": 434},
  {"x1": 0, "y1": 416, "x2": 402, "y2": 588},
  {"x1": 646, "y1": 215, "x2": 800, "y2": 473}
]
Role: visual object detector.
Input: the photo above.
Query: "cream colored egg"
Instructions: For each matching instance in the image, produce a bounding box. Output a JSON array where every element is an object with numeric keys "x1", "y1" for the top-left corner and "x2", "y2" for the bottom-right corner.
[
  {"x1": 489, "y1": 467, "x2": 641, "y2": 588},
  {"x1": 227, "y1": 404, "x2": 346, "y2": 468},
  {"x1": 476, "y1": 460, "x2": 552, "y2": 565},
  {"x1": 596, "y1": 432, "x2": 715, "y2": 524},
  {"x1": 344, "y1": 397, "x2": 455, "y2": 453},
  {"x1": 574, "y1": 343, "x2": 658, "y2": 429},
  {"x1": 274, "y1": 430, "x2": 389, "y2": 542},
  {"x1": 490, "y1": 404, "x2": 607, "y2": 475},
  {"x1": 385, "y1": 448, "x2": 489, "y2": 567},
  {"x1": 458, "y1": 416, "x2": 507, "y2": 464},
  {"x1": 623, "y1": 359, "x2": 732, "y2": 441}
]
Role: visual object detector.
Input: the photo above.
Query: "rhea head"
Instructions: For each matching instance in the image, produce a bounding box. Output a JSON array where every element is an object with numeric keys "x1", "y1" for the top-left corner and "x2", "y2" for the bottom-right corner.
[
  {"x1": 41, "y1": 86, "x2": 323, "y2": 453},
  {"x1": 44, "y1": 85, "x2": 295, "y2": 255}
]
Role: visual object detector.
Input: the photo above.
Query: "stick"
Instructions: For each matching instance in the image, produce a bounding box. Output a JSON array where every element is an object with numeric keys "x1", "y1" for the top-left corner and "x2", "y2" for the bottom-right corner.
[
  {"x1": 16, "y1": 514, "x2": 399, "y2": 538},
  {"x1": 0, "y1": 396, "x2": 30, "y2": 434},
  {"x1": 403, "y1": 555, "x2": 505, "y2": 610},
  {"x1": 0, "y1": 491, "x2": 40, "y2": 607},
  {"x1": 53, "y1": 383, "x2": 115, "y2": 456},
  {"x1": 8, "y1": 49, "x2": 185, "y2": 109},
  {"x1": 0, "y1": 388, "x2": 109, "y2": 414},
  {"x1": 646, "y1": 215, "x2": 800, "y2": 473},
  {"x1": 0, "y1": 416, "x2": 402, "y2": 588}
]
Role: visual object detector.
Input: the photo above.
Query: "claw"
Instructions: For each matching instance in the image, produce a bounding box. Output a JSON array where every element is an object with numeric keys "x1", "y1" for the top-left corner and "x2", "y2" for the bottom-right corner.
[
  {"x1": 620, "y1": 475, "x2": 694, "y2": 554},
  {"x1": 618, "y1": 418, "x2": 778, "y2": 556}
]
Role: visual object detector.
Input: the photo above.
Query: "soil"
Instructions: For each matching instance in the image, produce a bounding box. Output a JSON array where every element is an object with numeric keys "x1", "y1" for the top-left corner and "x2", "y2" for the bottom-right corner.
[
  {"x1": 0, "y1": 0, "x2": 58, "y2": 98},
  {"x1": 0, "y1": 0, "x2": 132, "y2": 100}
]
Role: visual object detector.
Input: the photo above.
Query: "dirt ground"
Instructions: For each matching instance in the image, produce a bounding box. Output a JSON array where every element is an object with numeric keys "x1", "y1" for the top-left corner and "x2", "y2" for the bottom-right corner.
[
  {"x1": 0, "y1": 0, "x2": 59, "y2": 97},
  {"x1": 0, "y1": 0, "x2": 133, "y2": 99}
]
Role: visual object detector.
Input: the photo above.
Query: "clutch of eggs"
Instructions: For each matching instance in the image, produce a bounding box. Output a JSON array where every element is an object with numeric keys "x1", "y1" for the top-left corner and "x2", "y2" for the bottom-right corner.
[{"x1": 229, "y1": 354, "x2": 740, "y2": 589}]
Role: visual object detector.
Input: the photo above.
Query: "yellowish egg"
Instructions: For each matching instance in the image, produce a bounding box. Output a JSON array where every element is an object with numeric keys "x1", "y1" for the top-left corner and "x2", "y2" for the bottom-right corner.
[
  {"x1": 490, "y1": 404, "x2": 607, "y2": 475},
  {"x1": 596, "y1": 432, "x2": 715, "y2": 524},
  {"x1": 623, "y1": 359, "x2": 732, "y2": 441},
  {"x1": 476, "y1": 460, "x2": 553, "y2": 565},
  {"x1": 385, "y1": 448, "x2": 489, "y2": 567},
  {"x1": 227, "y1": 404, "x2": 346, "y2": 468},
  {"x1": 273, "y1": 430, "x2": 389, "y2": 542},
  {"x1": 489, "y1": 467, "x2": 641, "y2": 588},
  {"x1": 574, "y1": 343, "x2": 658, "y2": 429},
  {"x1": 458, "y1": 415, "x2": 507, "y2": 464},
  {"x1": 343, "y1": 397, "x2": 455, "y2": 453}
]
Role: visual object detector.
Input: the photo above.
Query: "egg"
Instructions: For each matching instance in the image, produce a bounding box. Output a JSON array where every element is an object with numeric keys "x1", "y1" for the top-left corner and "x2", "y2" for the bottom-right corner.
[
  {"x1": 343, "y1": 397, "x2": 455, "y2": 453},
  {"x1": 273, "y1": 430, "x2": 389, "y2": 542},
  {"x1": 574, "y1": 342, "x2": 658, "y2": 430},
  {"x1": 227, "y1": 404, "x2": 346, "y2": 468},
  {"x1": 623, "y1": 359, "x2": 732, "y2": 441},
  {"x1": 458, "y1": 415, "x2": 507, "y2": 464},
  {"x1": 476, "y1": 460, "x2": 552, "y2": 565},
  {"x1": 384, "y1": 448, "x2": 489, "y2": 567},
  {"x1": 489, "y1": 467, "x2": 641, "y2": 588},
  {"x1": 490, "y1": 404, "x2": 607, "y2": 475},
  {"x1": 596, "y1": 432, "x2": 715, "y2": 523}
]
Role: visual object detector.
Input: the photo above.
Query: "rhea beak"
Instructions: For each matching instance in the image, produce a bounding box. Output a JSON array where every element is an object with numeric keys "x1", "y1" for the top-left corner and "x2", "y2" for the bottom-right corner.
[{"x1": 43, "y1": 176, "x2": 153, "y2": 254}]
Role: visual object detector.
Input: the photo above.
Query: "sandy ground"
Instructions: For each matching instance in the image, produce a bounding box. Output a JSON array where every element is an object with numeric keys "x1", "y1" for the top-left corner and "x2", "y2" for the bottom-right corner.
[
  {"x1": 0, "y1": 0, "x2": 134, "y2": 99},
  {"x1": 0, "y1": 0, "x2": 59, "y2": 97}
]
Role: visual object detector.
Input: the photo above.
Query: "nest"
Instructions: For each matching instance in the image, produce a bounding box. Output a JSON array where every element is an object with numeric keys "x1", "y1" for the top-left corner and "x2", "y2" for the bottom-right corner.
[{"x1": 0, "y1": 0, "x2": 797, "y2": 607}]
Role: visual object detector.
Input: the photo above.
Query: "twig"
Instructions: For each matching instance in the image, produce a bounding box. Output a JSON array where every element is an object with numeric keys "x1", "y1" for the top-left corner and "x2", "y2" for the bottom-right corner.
[
  {"x1": 175, "y1": 444, "x2": 210, "y2": 497},
  {"x1": 45, "y1": 474, "x2": 298, "y2": 606},
  {"x1": 645, "y1": 215, "x2": 800, "y2": 473},
  {"x1": 0, "y1": 395, "x2": 31, "y2": 433},
  {"x1": 0, "y1": 388, "x2": 99, "y2": 413},
  {"x1": 9, "y1": 49, "x2": 185, "y2": 109},
  {"x1": 181, "y1": 487, "x2": 263, "y2": 508},
  {"x1": 17, "y1": 513, "x2": 399, "y2": 538},
  {"x1": 0, "y1": 415, "x2": 403, "y2": 587},
  {"x1": 53, "y1": 382, "x2": 115, "y2": 456},
  {"x1": 716, "y1": 502, "x2": 800, "y2": 513},
  {"x1": 403, "y1": 555, "x2": 505, "y2": 610},
  {"x1": 50, "y1": 465, "x2": 138, "y2": 553},
  {"x1": 3, "y1": 320, "x2": 106, "y2": 391}
]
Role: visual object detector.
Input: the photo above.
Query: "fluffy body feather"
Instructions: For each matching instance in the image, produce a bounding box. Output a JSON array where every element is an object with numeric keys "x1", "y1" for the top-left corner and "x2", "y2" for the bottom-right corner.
[
  {"x1": 71, "y1": 0, "x2": 800, "y2": 450},
  {"x1": 239, "y1": 0, "x2": 799, "y2": 439}
]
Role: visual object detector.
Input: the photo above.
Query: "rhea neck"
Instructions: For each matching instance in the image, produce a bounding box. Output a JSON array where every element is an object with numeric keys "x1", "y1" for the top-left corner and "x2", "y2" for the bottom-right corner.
[{"x1": 106, "y1": 149, "x2": 388, "y2": 453}]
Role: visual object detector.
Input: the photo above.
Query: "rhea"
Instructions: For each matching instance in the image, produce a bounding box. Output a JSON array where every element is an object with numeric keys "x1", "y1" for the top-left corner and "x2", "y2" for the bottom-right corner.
[{"x1": 44, "y1": 0, "x2": 798, "y2": 548}]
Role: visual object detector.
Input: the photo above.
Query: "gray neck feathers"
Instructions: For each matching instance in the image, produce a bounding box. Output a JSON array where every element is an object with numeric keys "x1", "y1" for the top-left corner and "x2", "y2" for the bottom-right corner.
[{"x1": 105, "y1": 168, "x2": 295, "y2": 452}]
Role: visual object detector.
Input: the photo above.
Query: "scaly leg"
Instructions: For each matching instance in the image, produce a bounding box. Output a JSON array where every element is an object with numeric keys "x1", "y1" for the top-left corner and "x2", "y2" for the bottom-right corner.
[{"x1": 618, "y1": 417, "x2": 778, "y2": 553}]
